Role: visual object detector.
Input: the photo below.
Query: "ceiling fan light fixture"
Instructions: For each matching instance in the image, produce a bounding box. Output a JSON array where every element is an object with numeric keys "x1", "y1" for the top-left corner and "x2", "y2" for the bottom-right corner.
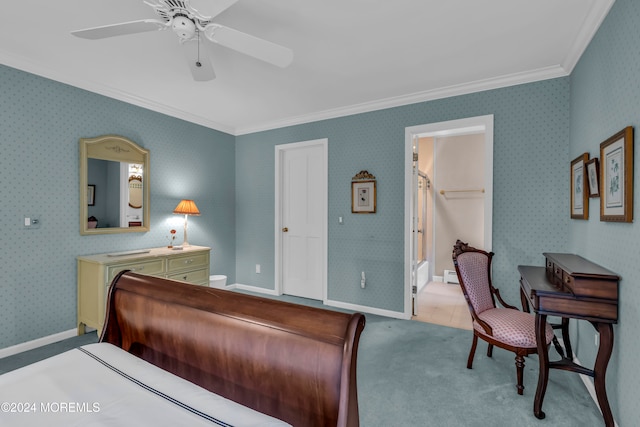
[{"x1": 172, "y1": 15, "x2": 196, "y2": 39}]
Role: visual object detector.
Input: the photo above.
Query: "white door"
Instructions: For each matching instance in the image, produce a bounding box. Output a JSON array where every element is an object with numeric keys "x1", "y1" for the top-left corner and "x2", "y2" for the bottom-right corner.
[
  {"x1": 276, "y1": 139, "x2": 327, "y2": 300},
  {"x1": 411, "y1": 136, "x2": 419, "y2": 315}
]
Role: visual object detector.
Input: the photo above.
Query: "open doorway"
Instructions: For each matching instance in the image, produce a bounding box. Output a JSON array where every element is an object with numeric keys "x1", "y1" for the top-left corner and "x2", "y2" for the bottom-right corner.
[{"x1": 404, "y1": 115, "x2": 494, "y2": 321}]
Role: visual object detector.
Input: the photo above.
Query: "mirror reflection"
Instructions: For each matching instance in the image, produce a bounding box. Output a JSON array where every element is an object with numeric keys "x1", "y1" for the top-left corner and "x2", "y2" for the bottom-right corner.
[
  {"x1": 129, "y1": 174, "x2": 143, "y2": 209},
  {"x1": 87, "y1": 159, "x2": 144, "y2": 228},
  {"x1": 80, "y1": 135, "x2": 150, "y2": 235}
]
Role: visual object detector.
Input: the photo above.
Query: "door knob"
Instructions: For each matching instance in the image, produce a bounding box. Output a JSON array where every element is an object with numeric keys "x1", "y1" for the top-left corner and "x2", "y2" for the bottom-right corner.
[{"x1": 282, "y1": 227, "x2": 289, "y2": 232}]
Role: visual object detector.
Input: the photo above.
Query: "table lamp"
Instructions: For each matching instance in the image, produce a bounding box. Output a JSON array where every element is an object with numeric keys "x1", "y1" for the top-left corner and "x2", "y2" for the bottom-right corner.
[{"x1": 173, "y1": 199, "x2": 200, "y2": 247}]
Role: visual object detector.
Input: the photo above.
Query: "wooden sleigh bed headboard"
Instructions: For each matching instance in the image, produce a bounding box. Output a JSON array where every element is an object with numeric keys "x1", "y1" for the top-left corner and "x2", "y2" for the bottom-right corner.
[{"x1": 101, "y1": 271, "x2": 366, "y2": 427}]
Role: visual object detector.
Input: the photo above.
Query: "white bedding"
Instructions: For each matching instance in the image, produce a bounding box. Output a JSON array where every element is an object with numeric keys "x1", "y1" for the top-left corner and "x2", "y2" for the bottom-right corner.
[{"x1": 0, "y1": 343, "x2": 290, "y2": 427}]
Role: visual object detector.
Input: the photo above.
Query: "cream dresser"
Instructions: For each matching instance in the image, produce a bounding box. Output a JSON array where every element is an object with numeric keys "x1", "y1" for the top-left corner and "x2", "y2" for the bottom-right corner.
[{"x1": 77, "y1": 246, "x2": 210, "y2": 335}]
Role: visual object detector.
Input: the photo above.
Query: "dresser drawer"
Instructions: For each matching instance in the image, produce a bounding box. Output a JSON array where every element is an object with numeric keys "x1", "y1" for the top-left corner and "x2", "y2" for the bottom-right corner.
[
  {"x1": 167, "y1": 252, "x2": 209, "y2": 273},
  {"x1": 168, "y1": 268, "x2": 209, "y2": 285},
  {"x1": 78, "y1": 246, "x2": 210, "y2": 335},
  {"x1": 107, "y1": 259, "x2": 165, "y2": 283}
]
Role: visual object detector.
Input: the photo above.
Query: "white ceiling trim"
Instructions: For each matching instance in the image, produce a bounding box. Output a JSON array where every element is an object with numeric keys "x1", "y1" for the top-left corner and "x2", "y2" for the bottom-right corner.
[
  {"x1": 236, "y1": 1, "x2": 615, "y2": 136},
  {"x1": 0, "y1": 0, "x2": 615, "y2": 137},
  {"x1": 0, "y1": 50, "x2": 236, "y2": 135},
  {"x1": 560, "y1": 0, "x2": 615, "y2": 73},
  {"x1": 235, "y1": 65, "x2": 569, "y2": 136}
]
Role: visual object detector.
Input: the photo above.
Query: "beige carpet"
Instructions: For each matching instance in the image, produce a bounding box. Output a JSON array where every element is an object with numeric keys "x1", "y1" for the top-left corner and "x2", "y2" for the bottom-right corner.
[{"x1": 412, "y1": 281, "x2": 472, "y2": 330}]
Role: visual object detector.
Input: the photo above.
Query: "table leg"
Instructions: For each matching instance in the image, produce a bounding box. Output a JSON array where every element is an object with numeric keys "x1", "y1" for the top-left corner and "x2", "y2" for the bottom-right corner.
[
  {"x1": 561, "y1": 317, "x2": 573, "y2": 360},
  {"x1": 533, "y1": 313, "x2": 549, "y2": 420},
  {"x1": 593, "y1": 322, "x2": 614, "y2": 427}
]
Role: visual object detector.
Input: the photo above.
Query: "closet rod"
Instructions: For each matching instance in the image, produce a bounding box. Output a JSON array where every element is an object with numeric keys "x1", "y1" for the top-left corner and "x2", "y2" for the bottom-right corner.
[{"x1": 439, "y1": 188, "x2": 485, "y2": 195}]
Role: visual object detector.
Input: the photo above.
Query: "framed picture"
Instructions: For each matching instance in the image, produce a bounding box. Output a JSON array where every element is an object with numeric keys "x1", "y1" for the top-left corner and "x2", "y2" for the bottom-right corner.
[
  {"x1": 600, "y1": 126, "x2": 634, "y2": 222},
  {"x1": 586, "y1": 158, "x2": 600, "y2": 197},
  {"x1": 87, "y1": 185, "x2": 95, "y2": 206},
  {"x1": 570, "y1": 153, "x2": 589, "y2": 219},
  {"x1": 351, "y1": 180, "x2": 376, "y2": 213}
]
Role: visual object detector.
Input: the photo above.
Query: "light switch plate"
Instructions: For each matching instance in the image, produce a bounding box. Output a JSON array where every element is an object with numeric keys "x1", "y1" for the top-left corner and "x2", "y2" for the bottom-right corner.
[{"x1": 24, "y1": 215, "x2": 41, "y2": 229}]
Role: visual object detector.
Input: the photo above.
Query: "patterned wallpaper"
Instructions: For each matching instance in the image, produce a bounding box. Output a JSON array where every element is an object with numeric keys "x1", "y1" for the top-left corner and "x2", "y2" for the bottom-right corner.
[
  {"x1": 0, "y1": 64, "x2": 236, "y2": 349},
  {"x1": 3, "y1": 0, "x2": 637, "y2": 420},
  {"x1": 569, "y1": 0, "x2": 640, "y2": 424},
  {"x1": 236, "y1": 77, "x2": 570, "y2": 313}
]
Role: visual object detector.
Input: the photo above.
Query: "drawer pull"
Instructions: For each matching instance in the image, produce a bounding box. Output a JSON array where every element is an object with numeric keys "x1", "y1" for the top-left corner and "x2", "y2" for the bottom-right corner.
[
  {"x1": 184, "y1": 259, "x2": 194, "y2": 264},
  {"x1": 132, "y1": 266, "x2": 144, "y2": 272},
  {"x1": 183, "y1": 275, "x2": 188, "y2": 280}
]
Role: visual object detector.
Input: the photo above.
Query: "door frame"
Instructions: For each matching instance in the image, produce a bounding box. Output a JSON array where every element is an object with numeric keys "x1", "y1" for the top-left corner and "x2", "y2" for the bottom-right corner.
[
  {"x1": 404, "y1": 115, "x2": 494, "y2": 318},
  {"x1": 274, "y1": 138, "x2": 328, "y2": 300}
]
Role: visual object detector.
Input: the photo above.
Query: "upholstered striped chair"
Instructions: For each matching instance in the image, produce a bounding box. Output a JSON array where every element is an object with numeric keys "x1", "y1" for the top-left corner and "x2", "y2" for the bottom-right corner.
[{"x1": 452, "y1": 240, "x2": 554, "y2": 395}]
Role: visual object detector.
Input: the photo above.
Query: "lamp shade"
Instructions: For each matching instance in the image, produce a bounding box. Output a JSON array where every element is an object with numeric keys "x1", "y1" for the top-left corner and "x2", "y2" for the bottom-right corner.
[{"x1": 173, "y1": 199, "x2": 200, "y2": 216}]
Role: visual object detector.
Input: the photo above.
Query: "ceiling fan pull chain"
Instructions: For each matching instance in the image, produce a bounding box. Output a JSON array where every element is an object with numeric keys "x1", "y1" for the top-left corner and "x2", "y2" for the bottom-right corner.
[{"x1": 195, "y1": 29, "x2": 202, "y2": 68}]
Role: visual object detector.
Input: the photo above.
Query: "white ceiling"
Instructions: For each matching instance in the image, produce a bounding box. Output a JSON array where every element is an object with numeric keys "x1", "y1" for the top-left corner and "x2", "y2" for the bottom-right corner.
[{"x1": 0, "y1": 0, "x2": 614, "y2": 135}]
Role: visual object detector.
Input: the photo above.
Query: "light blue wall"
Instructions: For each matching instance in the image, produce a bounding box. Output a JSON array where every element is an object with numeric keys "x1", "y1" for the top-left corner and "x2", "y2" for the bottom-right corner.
[
  {"x1": 235, "y1": 78, "x2": 570, "y2": 312},
  {"x1": 0, "y1": 64, "x2": 236, "y2": 349},
  {"x1": 568, "y1": 0, "x2": 640, "y2": 424},
  {"x1": 5, "y1": 5, "x2": 637, "y2": 420}
]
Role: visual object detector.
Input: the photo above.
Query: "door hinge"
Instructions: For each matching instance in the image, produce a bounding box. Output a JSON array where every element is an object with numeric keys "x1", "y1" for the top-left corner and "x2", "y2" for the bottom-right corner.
[
  {"x1": 412, "y1": 285, "x2": 418, "y2": 294},
  {"x1": 413, "y1": 152, "x2": 418, "y2": 162}
]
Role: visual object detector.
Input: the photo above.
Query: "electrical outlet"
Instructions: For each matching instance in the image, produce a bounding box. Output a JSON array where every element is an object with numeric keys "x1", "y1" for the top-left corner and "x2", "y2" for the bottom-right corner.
[
  {"x1": 595, "y1": 332, "x2": 600, "y2": 347},
  {"x1": 256, "y1": 264, "x2": 261, "y2": 274}
]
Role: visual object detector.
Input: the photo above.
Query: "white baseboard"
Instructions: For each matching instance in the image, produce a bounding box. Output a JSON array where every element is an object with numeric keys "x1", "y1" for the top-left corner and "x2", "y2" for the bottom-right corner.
[
  {"x1": 231, "y1": 283, "x2": 407, "y2": 319},
  {"x1": 232, "y1": 283, "x2": 281, "y2": 296},
  {"x1": 0, "y1": 328, "x2": 77, "y2": 360},
  {"x1": 433, "y1": 275, "x2": 444, "y2": 282},
  {"x1": 324, "y1": 299, "x2": 406, "y2": 319}
]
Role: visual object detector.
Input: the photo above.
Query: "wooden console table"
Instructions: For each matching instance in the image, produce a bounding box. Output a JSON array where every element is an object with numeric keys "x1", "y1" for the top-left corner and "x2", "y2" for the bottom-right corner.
[{"x1": 518, "y1": 253, "x2": 619, "y2": 427}]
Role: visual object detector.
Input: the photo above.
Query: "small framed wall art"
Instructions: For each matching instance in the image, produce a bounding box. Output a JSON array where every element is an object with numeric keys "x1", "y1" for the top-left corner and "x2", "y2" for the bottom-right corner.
[
  {"x1": 351, "y1": 170, "x2": 376, "y2": 214},
  {"x1": 600, "y1": 126, "x2": 634, "y2": 222},
  {"x1": 570, "y1": 153, "x2": 589, "y2": 219},
  {"x1": 585, "y1": 157, "x2": 600, "y2": 198},
  {"x1": 87, "y1": 185, "x2": 96, "y2": 206}
]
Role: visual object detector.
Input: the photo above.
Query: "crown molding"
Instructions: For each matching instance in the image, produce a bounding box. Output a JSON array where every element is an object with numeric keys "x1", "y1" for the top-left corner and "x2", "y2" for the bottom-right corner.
[
  {"x1": 0, "y1": 53, "x2": 570, "y2": 138},
  {"x1": 235, "y1": 65, "x2": 569, "y2": 136},
  {"x1": 3, "y1": 0, "x2": 614, "y2": 138},
  {"x1": 561, "y1": 0, "x2": 615, "y2": 73},
  {"x1": 0, "y1": 51, "x2": 236, "y2": 135}
]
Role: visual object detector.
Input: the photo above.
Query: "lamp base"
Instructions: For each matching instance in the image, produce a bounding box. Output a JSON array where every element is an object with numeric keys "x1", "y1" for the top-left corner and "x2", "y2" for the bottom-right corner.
[{"x1": 182, "y1": 214, "x2": 191, "y2": 247}]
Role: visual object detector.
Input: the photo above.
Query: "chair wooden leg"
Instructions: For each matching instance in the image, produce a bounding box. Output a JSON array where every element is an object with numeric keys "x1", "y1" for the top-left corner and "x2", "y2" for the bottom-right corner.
[
  {"x1": 515, "y1": 354, "x2": 525, "y2": 395},
  {"x1": 487, "y1": 344, "x2": 493, "y2": 358},
  {"x1": 467, "y1": 334, "x2": 478, "y2": 369}
]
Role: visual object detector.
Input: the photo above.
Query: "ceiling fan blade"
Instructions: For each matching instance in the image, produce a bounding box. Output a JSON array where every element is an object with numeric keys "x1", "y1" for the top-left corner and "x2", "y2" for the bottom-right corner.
[
  {"x1": 190, "y1": 0, "x2": 239, "y2": 19},
  {"x1": 71, "y1": 19, "x2": 167, "y2": 40},
  {"x1": 204, "y1": 24, "x2": 293, "y2": 68},
  {"x1": 180, "y1": 40, "x2": 216, "y2": 81}
]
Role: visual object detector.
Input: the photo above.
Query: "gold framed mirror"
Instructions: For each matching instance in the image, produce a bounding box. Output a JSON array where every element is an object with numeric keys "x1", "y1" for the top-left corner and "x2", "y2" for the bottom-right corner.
[{"x1": 80, "y1": 135, "x2": 150, "y2": 235}]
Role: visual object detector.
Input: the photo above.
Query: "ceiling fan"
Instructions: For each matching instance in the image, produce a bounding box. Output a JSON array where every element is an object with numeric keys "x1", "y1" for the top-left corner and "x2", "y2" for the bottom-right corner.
[{"x1": 71, "y1": 0, "x2": 293, "y2": 81}]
